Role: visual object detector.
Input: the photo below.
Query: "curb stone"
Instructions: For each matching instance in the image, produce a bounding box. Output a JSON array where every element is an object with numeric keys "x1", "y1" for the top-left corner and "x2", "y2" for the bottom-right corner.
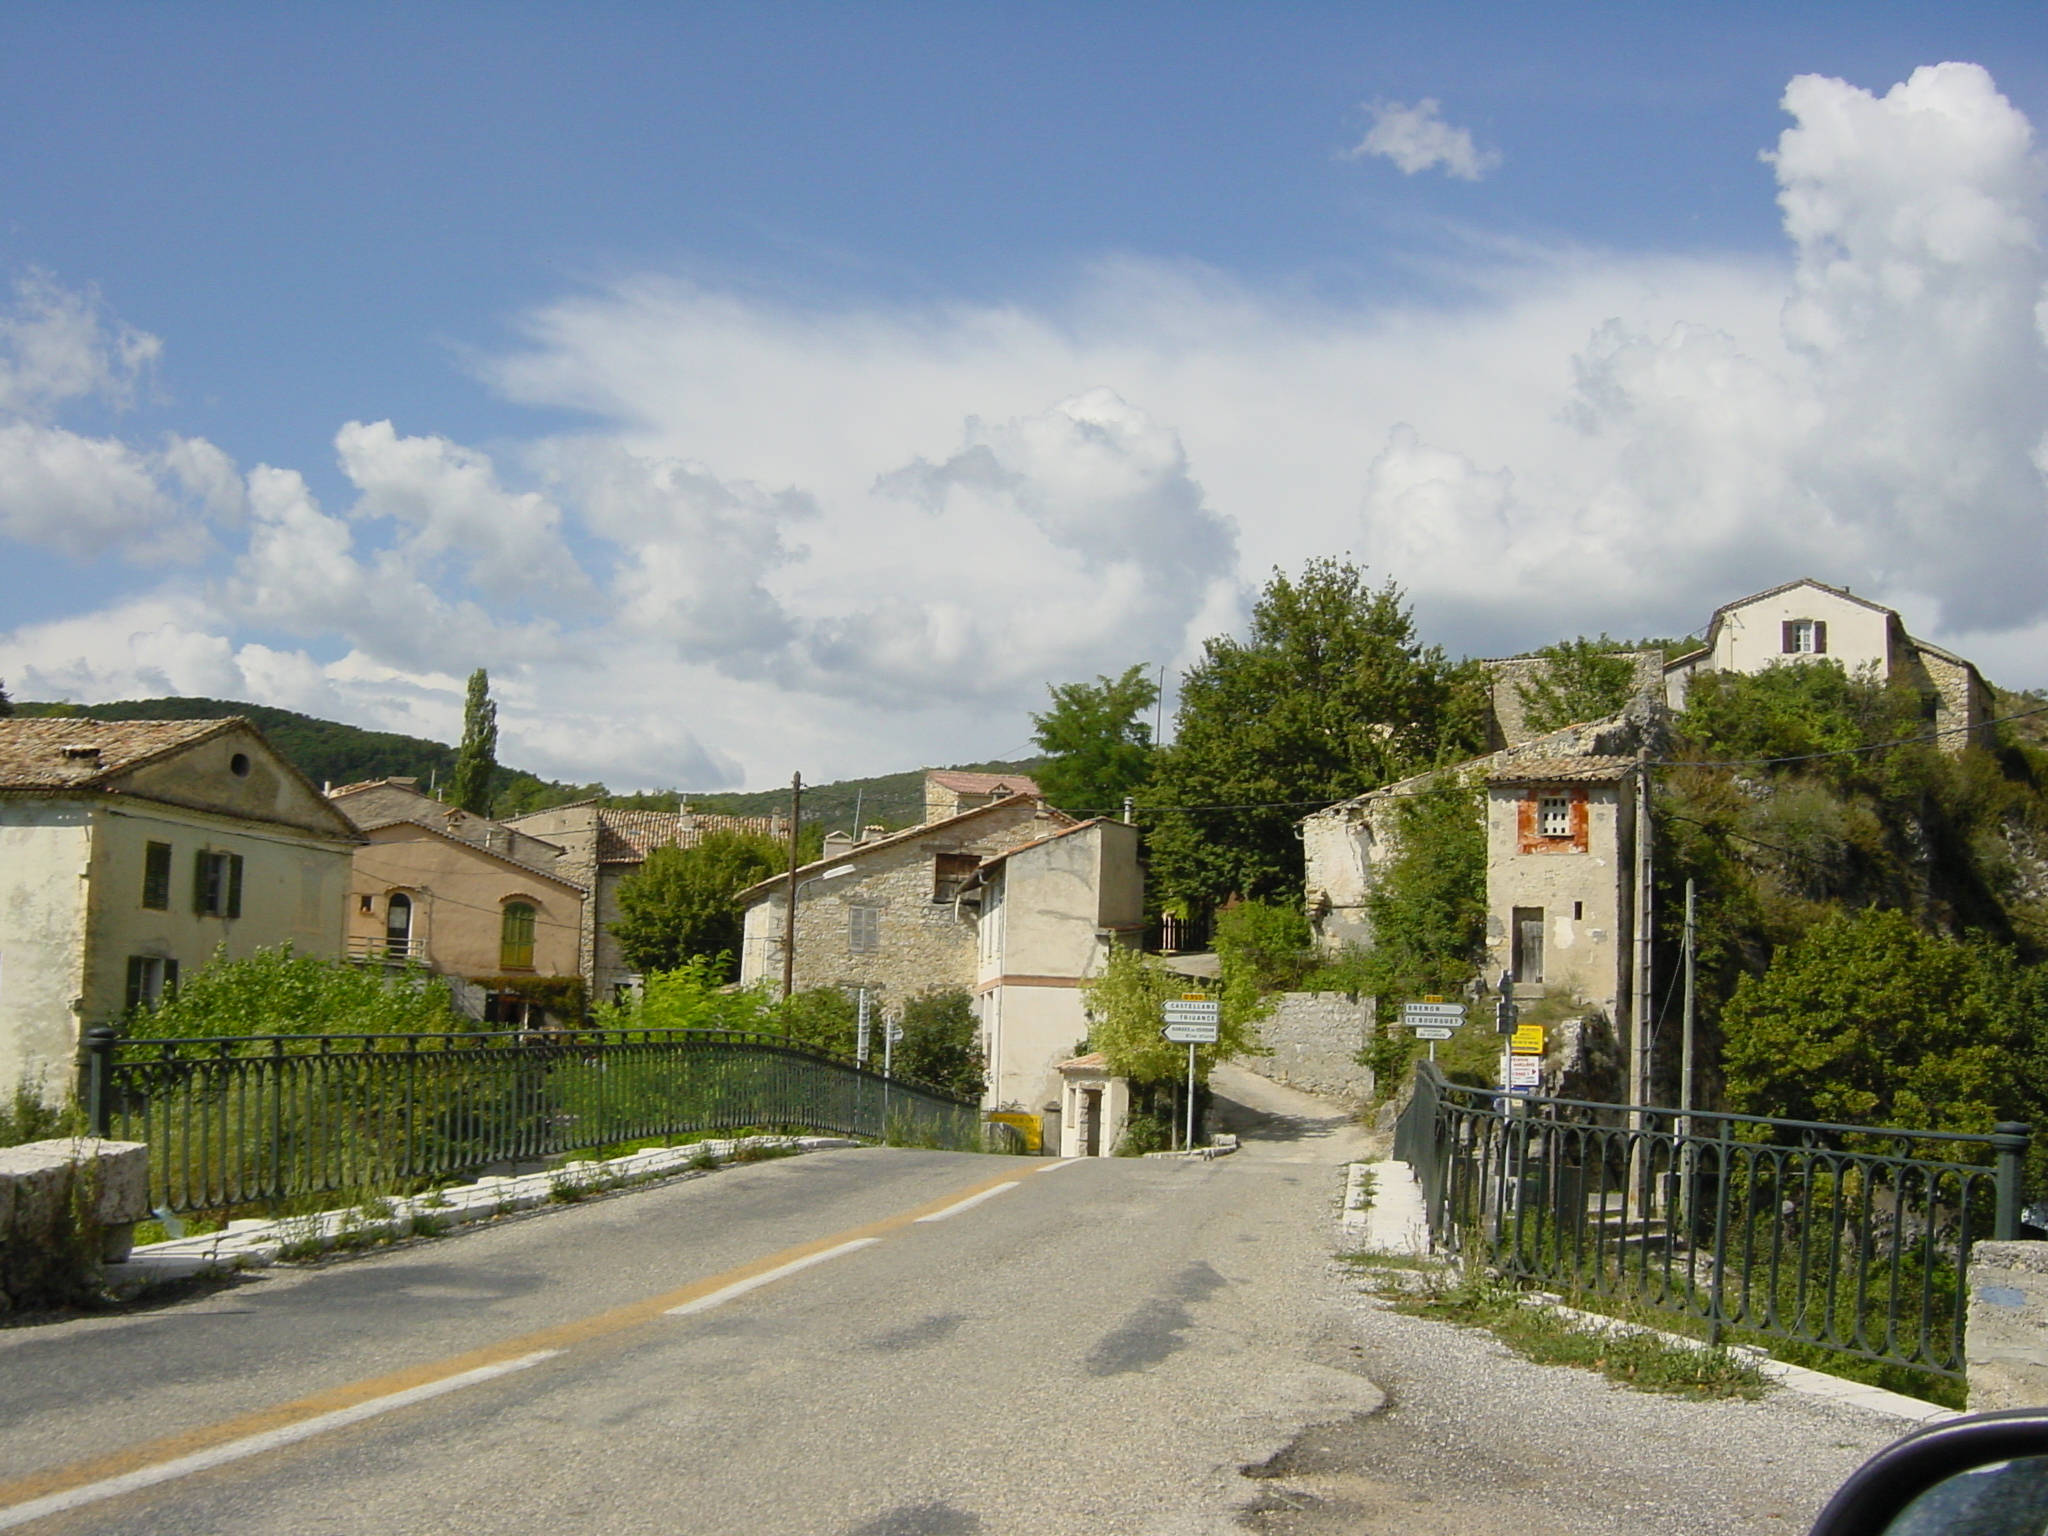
[{"x1": 102, "y1": 1136, "x2": 861, "y2": 1296}]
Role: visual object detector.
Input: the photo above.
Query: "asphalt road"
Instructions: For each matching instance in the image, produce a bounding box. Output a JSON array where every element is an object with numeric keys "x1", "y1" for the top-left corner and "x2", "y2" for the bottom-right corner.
[{"x1": 0, "y1": 1070, "x2": 1380, "y2": 1535}]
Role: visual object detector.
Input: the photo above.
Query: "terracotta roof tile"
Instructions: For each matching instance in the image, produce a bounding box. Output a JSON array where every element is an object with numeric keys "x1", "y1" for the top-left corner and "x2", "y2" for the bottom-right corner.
[
  {"x1": 0, "y1": 717, "x2": 241, "y2": 790},
  {"x1": 927, "y1": 769, "x2": 1042, "y2": 797},
  {"x1": 595, "y1": 808, "x2": 784, "y2": 863},
  {"x1": 1484, "y1": 755, "x2": 1635, "y2": 784}
]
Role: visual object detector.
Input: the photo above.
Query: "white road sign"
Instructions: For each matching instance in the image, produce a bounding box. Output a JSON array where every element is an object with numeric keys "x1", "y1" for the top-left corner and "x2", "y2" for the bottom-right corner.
[
  {"x1": 1162, "y1": 999, "x2": 1221, "y2": 1021},
  {"x1": 1401, "y1": 1002, "x2": 1467, "y2": 1019},
  {"x1": 1411, "y1": 1025, "x2": 1455, "y2": 1041},
  {"x1": 1507, "y1": 1054, "x2": 1542, "y2": 1092},
  {"x1": 1163, "y1": 1021, "x2": 1220, "y2": 1043}
]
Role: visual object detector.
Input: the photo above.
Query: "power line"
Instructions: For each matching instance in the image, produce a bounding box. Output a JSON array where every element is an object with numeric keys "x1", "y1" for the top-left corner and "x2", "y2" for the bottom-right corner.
[{"x1": 1649, "y1": 700, "x2": 2048, "y2": 770}]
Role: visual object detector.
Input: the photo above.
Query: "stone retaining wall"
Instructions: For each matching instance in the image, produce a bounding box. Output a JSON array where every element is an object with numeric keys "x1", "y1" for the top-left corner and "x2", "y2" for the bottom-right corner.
[
  {"x1": 1256, "y1": 992, "x2": 1375, "y2": 1105},
  {"x1": 0, "y1": 1138, "x2": 149, "y2": 1312}
]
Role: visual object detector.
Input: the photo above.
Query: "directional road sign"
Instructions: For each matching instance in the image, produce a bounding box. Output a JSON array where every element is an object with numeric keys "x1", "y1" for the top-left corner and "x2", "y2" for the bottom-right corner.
[
  {"x1": 1402, "y1": 1002, "x2": 1466, "y2": 1020},
  {"x1": 1162, "y1": 999, "x2": 1221, "y2": 1021},
  {"x1": 1411, "y1": 1025, "x2": 1455, "y2": 1041},
  {"x1": 1163, "y1": 1021, "x2": 1220, "y2": 1044}
]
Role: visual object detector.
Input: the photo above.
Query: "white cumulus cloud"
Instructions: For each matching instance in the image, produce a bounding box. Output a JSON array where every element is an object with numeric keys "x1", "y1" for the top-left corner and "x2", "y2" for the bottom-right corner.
[{"x1": 1346, "y1": 98, "x2": 1499, "y2": 180}]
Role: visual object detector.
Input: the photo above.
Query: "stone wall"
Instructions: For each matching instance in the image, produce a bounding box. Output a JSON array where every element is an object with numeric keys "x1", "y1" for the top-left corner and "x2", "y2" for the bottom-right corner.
[
  {"x1": 0, "y1": 1138, "x2": 149, "y2": 1312},
  {"x1": 1256, "y1": 992, "x2": 1375, "y2": 1105}
]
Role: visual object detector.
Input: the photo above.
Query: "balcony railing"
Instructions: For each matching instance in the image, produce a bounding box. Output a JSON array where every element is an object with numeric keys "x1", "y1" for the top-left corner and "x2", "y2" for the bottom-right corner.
[{"x1": 347, "y1": 935, "x2": 428, "y2": 965}]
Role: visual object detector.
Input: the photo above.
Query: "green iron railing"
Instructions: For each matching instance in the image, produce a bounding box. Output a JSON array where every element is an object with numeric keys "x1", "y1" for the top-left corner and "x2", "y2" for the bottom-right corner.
[
  {"x1": 82, "y1": 1025, "x2": 982, "y2": 1215},
  {"x1": 1394, "y1": 1061, "x2": 2029, "y2": 1380}
]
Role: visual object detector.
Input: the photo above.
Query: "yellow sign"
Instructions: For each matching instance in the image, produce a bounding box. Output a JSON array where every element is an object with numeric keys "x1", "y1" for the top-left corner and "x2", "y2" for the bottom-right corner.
[
  {"x1": 1511, "y1": 1024, "x2": 1546, "y2": 1056},
  {"x1": 1181, "y1": 993, "x2": 1209, "y2": 1001}
]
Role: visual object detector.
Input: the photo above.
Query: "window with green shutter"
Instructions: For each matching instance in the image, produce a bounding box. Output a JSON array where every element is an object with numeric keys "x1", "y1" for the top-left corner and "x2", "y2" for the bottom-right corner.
[
  {"x1": 500, "y1": 902, "x2": 537, "y2": 970},
  {"x1": 142, "y1": 842, "x2": 172, "y2": 909}
]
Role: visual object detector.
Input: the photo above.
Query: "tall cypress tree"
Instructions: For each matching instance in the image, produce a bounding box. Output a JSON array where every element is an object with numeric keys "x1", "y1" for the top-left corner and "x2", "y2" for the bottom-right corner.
[
  {"x1": 450, "y1": 668, "x2": 499, "y2": 814},
  {"x1": 0, "y1": 678, "x2": 12, "y2": 718}
]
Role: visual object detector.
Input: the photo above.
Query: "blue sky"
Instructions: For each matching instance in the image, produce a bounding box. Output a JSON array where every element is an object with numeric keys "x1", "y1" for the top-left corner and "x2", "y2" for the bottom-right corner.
[{"x1": 3, "y1": 4, "x2": 2048, "y2": 787}]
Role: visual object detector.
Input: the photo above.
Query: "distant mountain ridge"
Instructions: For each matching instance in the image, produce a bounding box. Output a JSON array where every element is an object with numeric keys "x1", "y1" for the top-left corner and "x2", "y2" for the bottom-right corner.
[{"x1": 10, "y1": 696, "x2": 1041, "y2": 831}]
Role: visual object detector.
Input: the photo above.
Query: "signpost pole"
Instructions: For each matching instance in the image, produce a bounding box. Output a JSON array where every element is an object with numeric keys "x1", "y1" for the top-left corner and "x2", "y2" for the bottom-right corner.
[{"x1": 1186, "y1": 1040, "x2": 1197, "y2": 1150}]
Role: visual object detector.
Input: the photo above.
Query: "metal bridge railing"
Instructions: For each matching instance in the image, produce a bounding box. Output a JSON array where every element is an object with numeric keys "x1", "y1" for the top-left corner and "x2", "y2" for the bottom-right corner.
[
  {"x1": 1394, "y1": 1061, "x2": 2029, "y2": 1380},
  {"x1": 82, "y1": 1025, "x2": 982, "y2": 1216}
]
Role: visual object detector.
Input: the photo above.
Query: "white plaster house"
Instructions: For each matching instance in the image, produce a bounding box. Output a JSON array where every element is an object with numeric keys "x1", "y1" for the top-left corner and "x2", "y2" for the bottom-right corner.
[
  {"x1": 0, "y1": 718, "x2": 361, "y2": 1095},
  {"x1": 1053, "y1": 1052, "x2": 1130, "y2": 1159},
  {"x1": 502, "y1": 802, "x2": 785, "y2": 1003},
  {"x1": 328, "y1": 779, "x2": 586, "y2": 1022},
  {"x1": 966, "y1": 818, "x2": 1144, "y2": 1120},
  {"x1": 1663, "y1": 579, "x2": 1991, "y2": 747}
]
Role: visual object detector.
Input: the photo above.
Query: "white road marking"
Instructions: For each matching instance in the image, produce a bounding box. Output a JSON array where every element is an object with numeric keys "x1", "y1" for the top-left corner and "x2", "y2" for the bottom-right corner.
[
  {"x1": 914, "y1": 1182, "x2": 1021, "y2": 1221},
  {"x1": 664, "y1": 1238, "x2": 882, "y2": 1316},
  {"x1": 1035, "y1": 1159, "x2": 1081, "y2": 1174},
  {"x1": 0, "y1": 1351, "x2": 561, "y2": 1531}
]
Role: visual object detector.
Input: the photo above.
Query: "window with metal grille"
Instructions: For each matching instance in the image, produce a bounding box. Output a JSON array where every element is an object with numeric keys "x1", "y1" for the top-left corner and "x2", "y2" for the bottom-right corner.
[
  {"x1": 193, "y1": 851, "x2": 243, "y2": 917},
  {"x1": 142, "y1": 841, "x2": 172, "y2": 909},
  {"x1": 1537, "y1": 794, "x2": 1571, "y2": 838},
  {"x1": 849, "y1": 905, "x2": 881, "y2": 954},
  {"x1": 500, "y1": 902, "x2": 536, "y2": 969}
]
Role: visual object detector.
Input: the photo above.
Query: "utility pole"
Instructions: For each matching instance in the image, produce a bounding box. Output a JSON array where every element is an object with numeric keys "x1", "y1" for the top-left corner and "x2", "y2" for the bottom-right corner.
[
  {"x1": 1627, "y1": 747, "x2": 1654, "y2": 1223},
  {"x1": 1630, "y1": 748, "x2": 1654, "y2": 1114},
  {"x1": 1678, "y1": 877, "x2": 1698, "y2": 1224},
  {"x1": 781, "y1": 772, "x2": 803, "y2": 1001}
]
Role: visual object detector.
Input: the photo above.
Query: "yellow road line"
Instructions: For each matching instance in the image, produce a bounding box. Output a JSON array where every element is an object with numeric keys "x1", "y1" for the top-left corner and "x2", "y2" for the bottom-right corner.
[
  {"x1": 0, "y1": 1163, "x2": 1029, "y2": 1527},
  {"x1": 0, "y1": 1352, "x2": 561, "y2": 1532}
]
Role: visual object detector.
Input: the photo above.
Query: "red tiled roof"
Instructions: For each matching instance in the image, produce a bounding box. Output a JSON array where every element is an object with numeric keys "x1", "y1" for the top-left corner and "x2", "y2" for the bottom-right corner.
[
  {"x1": 595, "y1": 809, "x2": 784, "y2": 864},
  {"x1": 1485, "y1": 756, "x2": 1635, "y2": 784},
  {"x1": 927, "y1": 769, "x2": 1042, "y2": 797}
]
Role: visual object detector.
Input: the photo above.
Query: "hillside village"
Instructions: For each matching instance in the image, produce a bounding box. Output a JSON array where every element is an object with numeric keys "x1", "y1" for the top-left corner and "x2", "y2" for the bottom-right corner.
[{"x1": 2, "y1": 574, "x2": 2042, "y2": 1164}]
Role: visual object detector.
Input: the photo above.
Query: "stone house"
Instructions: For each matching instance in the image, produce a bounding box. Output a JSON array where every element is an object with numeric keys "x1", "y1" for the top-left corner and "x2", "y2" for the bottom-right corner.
[
  {"x1": 502, "y1": 802, "x2": 786, "y2": 1004},
  {"x1": 0, "y1": 717, "x2": 360, "y2": 1095},
  {"x1": 1662, "y1": 578, "x2": 1990, "y2": 748},
  {"x1": 967, "y1": 817, "x2": 1144, "y2": 1118},
  {"x1": 327, "y1": 779, "x2": 587, "y2": 1023},
  {"x1": 1302, "y1": 712, "x2": 1649, "y2": 1088},
  {"x1": 735, "y1": 790, "x2": 1074, "y2": 1002},
  {"x1": 923, "y1": 769, "x2": 1041, "y2": 823}
]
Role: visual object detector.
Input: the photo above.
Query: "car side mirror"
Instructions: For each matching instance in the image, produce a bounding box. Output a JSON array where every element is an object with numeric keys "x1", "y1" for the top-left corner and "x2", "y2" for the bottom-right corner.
[{"x1": 1809, "y1": 1409, "x2": 2048, "y2": 1535}]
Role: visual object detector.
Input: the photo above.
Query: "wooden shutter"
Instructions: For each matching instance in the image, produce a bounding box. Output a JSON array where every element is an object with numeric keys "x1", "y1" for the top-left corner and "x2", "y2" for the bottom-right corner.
[
  {"x1": 1813, "y1": 620, "x2": 1828, "y2": 655},
  {"x1": 163, "y1": 958, "x2": 180, "y2": 997},
  {"x1": 1782, "y1": 620, "x2": 1797, "y2": 653},
  {"x1": 126, "y1": 956, "x2": 147, "y2": 1012},
  {"x1": 226, "y1": 854, "x2": 244, "y2": 919},
  {"x1": 193, "y1": 852, "x2": 212, "y2": 914},
  {"x1": 143, "y1": 841, "x2": 171, "y2": 909}
]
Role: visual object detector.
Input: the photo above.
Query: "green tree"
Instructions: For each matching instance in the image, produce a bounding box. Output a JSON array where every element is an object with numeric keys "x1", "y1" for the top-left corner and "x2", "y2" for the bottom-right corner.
[
  {"x1": 1517, "y1": 636, "x2": 1642, "y2": 733},
  {"x1": 1030, "y1": 664, "x2": 1158, "y2": 813},
  {"x1": 894, "y1": 988, "x2": 986, "y2": 1098},
  {"x1": 1720, "y1": 907, "x2": 2024, "y2": 1131},
  {"x1": 1147, "y1": 560, "x2": 1485, "y2": 911},
  {"x1": 610, "y1": 831, "x2": 785, "y2": 980},
  {"x1": 1212, "y1": 900, "x2": 1313, "y2": 994},
  {"x1": 136, "y1": 945, "x2": 467, "y2": 1040},
  {"x1": 449, "y1": 667, "x2": 499, "y2": 814},
  {"x1": 0, "y1": 678, "x2": 12, "y2": 718},
  {"x1": 1331, "y1": 775, "x2": 1489, "y2": 1089},
  {"x1": 1080, "y1": 946, "x2": 1261, "y2": 1083}
]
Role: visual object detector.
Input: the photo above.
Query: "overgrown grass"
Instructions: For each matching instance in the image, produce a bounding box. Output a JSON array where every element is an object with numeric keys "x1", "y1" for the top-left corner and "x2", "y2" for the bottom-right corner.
[
  {"x1": 1354, "y1": 1262, "x2": 1771, "y2": 1401},
  {"x1": 0, "y1": 1080, "x2": 84, "y2": 1148}
]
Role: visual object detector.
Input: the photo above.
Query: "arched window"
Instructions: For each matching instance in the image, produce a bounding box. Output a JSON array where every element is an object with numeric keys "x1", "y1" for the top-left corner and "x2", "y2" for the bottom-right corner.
[{"x1": 500, "y1": 902, "x2": 537, "y2": 970}]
